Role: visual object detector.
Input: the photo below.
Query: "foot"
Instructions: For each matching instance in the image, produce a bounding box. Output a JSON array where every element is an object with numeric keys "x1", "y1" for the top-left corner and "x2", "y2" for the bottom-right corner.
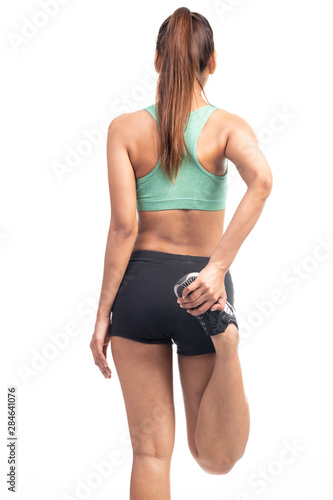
[{"x1": 173, "y1": 272, "x2": 239, "y2": 336}]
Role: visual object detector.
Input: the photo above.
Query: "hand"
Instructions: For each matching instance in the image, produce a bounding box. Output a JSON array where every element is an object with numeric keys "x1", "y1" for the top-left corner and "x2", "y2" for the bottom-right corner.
[
  {"x1": 177, "y1": 262, "x2": 227, "y2": 315},
  {"x1": 90, "y1": 317, "x2": 112, "y2": 379}
]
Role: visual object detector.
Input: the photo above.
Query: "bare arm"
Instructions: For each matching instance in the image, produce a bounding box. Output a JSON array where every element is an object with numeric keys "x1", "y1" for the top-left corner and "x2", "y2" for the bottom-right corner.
[
  {"x1": 179, "y1": 114, "x2": 273, "y2": 315},
  {"x1": 209, "y1": 114, "x2": 273, "y2": 271},
  {"x1": 90, "y1": 115, "x2": 138, "y2": 378},
  {"x1": 96, "y1": 115, "x2": 138, "y2": 319}
]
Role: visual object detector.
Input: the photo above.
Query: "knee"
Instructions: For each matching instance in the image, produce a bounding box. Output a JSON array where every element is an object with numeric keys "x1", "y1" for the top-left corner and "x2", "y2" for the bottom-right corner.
[
  {"x1": 198, "y1": 457, "x2": 236, "y2": 475},
  {"x1": 195, "y1": 448, "x2": 245, "y2": 475}
]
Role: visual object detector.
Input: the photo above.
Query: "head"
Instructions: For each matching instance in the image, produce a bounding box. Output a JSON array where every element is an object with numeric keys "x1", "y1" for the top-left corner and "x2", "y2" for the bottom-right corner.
[{"x1": 153, "y1": 7, "x2": 217, "y2": 183}]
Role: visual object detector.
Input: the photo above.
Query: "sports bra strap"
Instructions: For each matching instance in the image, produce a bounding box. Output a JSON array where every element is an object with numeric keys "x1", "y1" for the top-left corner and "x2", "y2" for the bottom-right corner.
[
  {"x1": 185, "y1": 106, "x2": 219, "y2": 161},
  {"x1": 144, "y1": 104, "x2": 160, "y2": 132},
  {"x1": 144, "y1": 104, "x2": 218, "y2": 137}
]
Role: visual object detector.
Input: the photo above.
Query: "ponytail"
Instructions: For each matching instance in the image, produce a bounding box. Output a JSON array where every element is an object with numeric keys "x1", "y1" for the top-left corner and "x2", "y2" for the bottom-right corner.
[{"x1": 155, "y1": 8, "x2": 215, "y2": 183}]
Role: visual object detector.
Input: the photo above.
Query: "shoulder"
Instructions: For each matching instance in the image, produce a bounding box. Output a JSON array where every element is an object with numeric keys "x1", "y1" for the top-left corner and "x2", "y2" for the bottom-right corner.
[
  {"x1": 214, "y1": 108, "x2": 258, "y2": 142},
  {"x1": 108, "y1": 109, "x2": 152, "y2": 133},
  {"x1": 107, "y1": 109, "x2": 153, "y2": 146}
]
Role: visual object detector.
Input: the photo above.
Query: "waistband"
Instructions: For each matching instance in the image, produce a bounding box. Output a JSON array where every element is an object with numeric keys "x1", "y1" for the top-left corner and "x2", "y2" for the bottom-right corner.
[{"x1": 129, "y1": 249, "x2": 210, "y2": 264}]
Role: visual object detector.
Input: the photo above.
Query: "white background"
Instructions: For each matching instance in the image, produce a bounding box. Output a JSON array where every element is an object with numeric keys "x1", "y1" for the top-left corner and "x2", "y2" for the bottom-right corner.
[{"x1": 1, "y1": 0, "x2": 332, "y2": 499}]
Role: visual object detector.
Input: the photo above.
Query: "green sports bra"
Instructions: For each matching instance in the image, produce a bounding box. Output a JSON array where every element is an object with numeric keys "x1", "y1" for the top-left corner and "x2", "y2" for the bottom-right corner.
[{"x1": 136, "y1": 103, "x2": 229, "y2": 211}]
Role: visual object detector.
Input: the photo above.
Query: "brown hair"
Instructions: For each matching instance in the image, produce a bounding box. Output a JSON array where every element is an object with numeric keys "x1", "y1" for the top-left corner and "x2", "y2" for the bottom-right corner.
[{"x1": 155, "y1": 7, "x2": 215, "y2": 183}]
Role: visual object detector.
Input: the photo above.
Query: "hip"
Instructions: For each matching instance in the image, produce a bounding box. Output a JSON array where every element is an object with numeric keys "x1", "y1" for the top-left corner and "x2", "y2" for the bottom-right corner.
[{"x1": 111, "y1": 249, "x2": 235, "y2": 317}]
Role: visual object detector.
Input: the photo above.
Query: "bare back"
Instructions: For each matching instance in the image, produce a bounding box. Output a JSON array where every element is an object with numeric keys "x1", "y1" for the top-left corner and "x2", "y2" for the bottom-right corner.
[{"x1": 121, "y1": 107, "x2": 234, "y2": 257}]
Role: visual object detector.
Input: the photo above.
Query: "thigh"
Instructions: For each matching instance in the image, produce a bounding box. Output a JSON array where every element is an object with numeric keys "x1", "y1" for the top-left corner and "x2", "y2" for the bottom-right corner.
[
  {"x1": 176, "y1": 269, "x2": 236, "y2": 455},
  {"x1": 177, "y1": 352, "x2": 216, "y2": 458},
  {"x1": 110, "y1": 336, "x2": 175, "y2": 458}
]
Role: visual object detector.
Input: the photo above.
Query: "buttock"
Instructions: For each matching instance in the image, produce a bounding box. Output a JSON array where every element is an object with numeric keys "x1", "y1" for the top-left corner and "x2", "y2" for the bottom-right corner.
[{"x1": 110, "y1": 249, "x2": 236, "y2": 356}]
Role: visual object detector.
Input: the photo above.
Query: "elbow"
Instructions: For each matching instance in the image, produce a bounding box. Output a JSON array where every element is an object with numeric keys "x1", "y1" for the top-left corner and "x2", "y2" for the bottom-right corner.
[
  {"x1": 261, "y1": 175, "x2": 273, "y2": 198},
  {"x1": 252, "y1": 173, "x2": 273, "y2": 200}
]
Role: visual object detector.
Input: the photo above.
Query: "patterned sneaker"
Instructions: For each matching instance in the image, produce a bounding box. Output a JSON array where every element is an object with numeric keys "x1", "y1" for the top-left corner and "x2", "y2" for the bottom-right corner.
[{"x1": 174, "y1": 272, "x2": 239, "y2": 336}]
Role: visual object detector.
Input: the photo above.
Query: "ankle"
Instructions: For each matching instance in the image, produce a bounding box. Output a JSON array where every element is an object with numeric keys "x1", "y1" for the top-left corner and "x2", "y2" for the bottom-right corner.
[{"x1": 210, "y1": 324, "x2": 239, "y2": 351}]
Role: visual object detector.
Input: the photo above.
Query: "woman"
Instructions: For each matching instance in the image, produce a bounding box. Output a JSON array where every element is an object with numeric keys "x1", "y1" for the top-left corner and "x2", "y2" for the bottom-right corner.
[{"x1": 90, "y1": 7, "x2": 273, "y2": 499}]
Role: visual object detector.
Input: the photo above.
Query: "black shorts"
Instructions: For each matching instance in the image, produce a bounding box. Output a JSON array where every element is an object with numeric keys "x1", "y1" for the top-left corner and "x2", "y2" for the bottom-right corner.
[{"x1": 110, "y1": 249, "x2": 236, "y2": 356}]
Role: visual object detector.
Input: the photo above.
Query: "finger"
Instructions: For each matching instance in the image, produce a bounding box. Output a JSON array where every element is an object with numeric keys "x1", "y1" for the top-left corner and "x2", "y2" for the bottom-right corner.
[
  {"x1": 100, "y1": 363, "x2": 111, "y2": 378},
  {"x1": 181, "y1": 280, "x2": 200, "y2": 298},
  {"x1": 210, "y1": 304, "x2": 224, "y2": 311},
  {"x1": 184, "y1": 294, "x2": 215, "y2": 310},
  {"x1": 96, "y1": 349, "x2": 108, "y2": 370},
  {"x1": 186, "y1": 300, "x2": 214, "y2": 315},
  {"x1": 90, "y1": 343, "x2": 104, "y2": 370},
  {"x1": 102, "y1": 344, "x2": 112, "y2": 377},
  {"x1": 178, "y1": 289, "x2": 206, "y2": 308},
  {"x1": 96, "y1": 357, "x2": 111, "y2": 377},
  {"x1": 91, "y1": 341, "x2": 110, "y2": 377},
  {"x1": 211, "y1": 297, "x2": 226, "y2": 312},
  {"x1": 94, "y1": 338, "x2": 107, "y2": 361}
]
